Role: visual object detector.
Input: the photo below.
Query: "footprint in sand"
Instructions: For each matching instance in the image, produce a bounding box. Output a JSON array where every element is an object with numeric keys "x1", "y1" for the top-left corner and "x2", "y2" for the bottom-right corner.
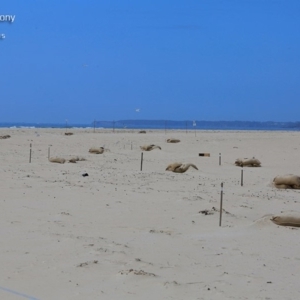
[{"x1": 119, "y1": 269, "x2": 156, "y2": 277}]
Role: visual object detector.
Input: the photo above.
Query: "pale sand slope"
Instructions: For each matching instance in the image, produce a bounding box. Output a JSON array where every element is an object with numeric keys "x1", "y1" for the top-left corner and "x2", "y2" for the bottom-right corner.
[{"x1": 0, "y1": 128, "x2": 300, "y2": 300}]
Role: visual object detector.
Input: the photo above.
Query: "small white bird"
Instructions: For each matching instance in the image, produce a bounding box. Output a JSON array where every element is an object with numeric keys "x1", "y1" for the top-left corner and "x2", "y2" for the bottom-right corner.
[{"x1": 135, "y1": 108, "x2": 140, "y2": 112}]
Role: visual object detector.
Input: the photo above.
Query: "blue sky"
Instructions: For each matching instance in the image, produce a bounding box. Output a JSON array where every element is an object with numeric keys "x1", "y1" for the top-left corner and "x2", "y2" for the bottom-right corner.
[{"x1": 1, "y1": 0, "x2": 300, "y2": 123}]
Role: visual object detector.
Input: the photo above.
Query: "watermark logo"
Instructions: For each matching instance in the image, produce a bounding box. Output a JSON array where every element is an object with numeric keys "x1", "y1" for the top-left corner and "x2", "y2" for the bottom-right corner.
[
  {"x1": 0, "y1": 15, "x2": 16, "y2": 23},
  {"x1": 0, "y1": 15, "x2": 15, "y2": 40}
]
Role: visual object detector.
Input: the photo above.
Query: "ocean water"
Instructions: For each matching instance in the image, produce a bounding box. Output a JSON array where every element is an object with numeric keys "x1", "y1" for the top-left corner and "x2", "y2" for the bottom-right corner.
[{"x1": 0, "y1": 121, "x2": 299, "y2": 131}]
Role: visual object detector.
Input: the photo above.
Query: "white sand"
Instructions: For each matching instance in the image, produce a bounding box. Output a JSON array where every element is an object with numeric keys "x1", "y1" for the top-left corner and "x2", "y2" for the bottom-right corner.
[{"x1": 0, "y1": 128, "x2": 300, "y2": 299}]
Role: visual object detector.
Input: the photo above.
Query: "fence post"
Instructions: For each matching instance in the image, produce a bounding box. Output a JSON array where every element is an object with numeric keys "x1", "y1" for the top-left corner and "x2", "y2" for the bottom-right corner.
[{"x1": 219, "y1": 182, "x2": 224, "y2": 226}]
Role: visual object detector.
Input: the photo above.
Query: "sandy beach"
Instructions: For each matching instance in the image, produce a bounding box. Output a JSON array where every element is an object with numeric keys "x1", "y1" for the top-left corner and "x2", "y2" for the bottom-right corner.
[{"x1": 0, "y1": 128, "x2": 300, "y2": 300}]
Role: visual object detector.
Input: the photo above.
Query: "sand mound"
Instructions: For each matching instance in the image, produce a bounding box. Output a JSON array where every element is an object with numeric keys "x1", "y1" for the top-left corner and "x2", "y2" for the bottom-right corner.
[
  {"x1": 89, "y1": 147, "x2": 105, "y2": 154},
  {"x1": 166, "y1": 162, "x2": 198, "y2": 173},
  {"x1": 271, "y1": 212, "x2": 300, "y2": 227},
  {"x1": 235, "y1": 157, "x2": 261, "y2": 167},
  {"x1": 167, "y1": 138, "x2": 180, "y2": 143},
  {"x1": 49, "y1": 157, "x2": 66, "y2": 164},
  {"x1": 140, "y1": 144, "x2": 161, "y2": 151},
  {"x1": 273, "y1": 175, "x2": 300, "y2": 189},
  {"x1": 68, "y1": 156, "x2": 86, "y2": 163}
]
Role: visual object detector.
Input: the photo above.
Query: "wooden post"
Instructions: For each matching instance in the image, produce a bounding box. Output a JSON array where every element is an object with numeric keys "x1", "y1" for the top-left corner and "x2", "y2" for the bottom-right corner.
[
  {"x1": 219, "y1": 182, "x2": 224, "y2": 227},
  {"x1": 140, "y1": 152, "x2": 143, "y2": 171},
  {"x1": 219, "y1": 153, "x2": 221, "y2": 166},
  {"x1": 29, "y1": 143, "x2": 32, "y2": 163},
  {"x1": 241, "y1": 166, "x2": 244, "y2": 186}
]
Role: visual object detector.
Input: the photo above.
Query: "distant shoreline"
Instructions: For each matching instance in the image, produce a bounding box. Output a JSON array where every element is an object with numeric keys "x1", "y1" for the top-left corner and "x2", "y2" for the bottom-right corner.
[{"x1": 0, "y1": 120, "x2": 299, "y2": 131}]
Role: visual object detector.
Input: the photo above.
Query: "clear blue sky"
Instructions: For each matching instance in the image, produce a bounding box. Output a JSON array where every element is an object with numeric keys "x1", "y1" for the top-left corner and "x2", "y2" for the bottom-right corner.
[{"x1": 1, "y1": 0, "x2": 299, "y2": 123}]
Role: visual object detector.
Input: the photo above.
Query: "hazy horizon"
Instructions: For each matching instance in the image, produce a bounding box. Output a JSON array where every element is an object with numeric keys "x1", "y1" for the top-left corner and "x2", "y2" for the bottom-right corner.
[{"x1": 0, "y1": 119, "x2": 299, "y2": 126}]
